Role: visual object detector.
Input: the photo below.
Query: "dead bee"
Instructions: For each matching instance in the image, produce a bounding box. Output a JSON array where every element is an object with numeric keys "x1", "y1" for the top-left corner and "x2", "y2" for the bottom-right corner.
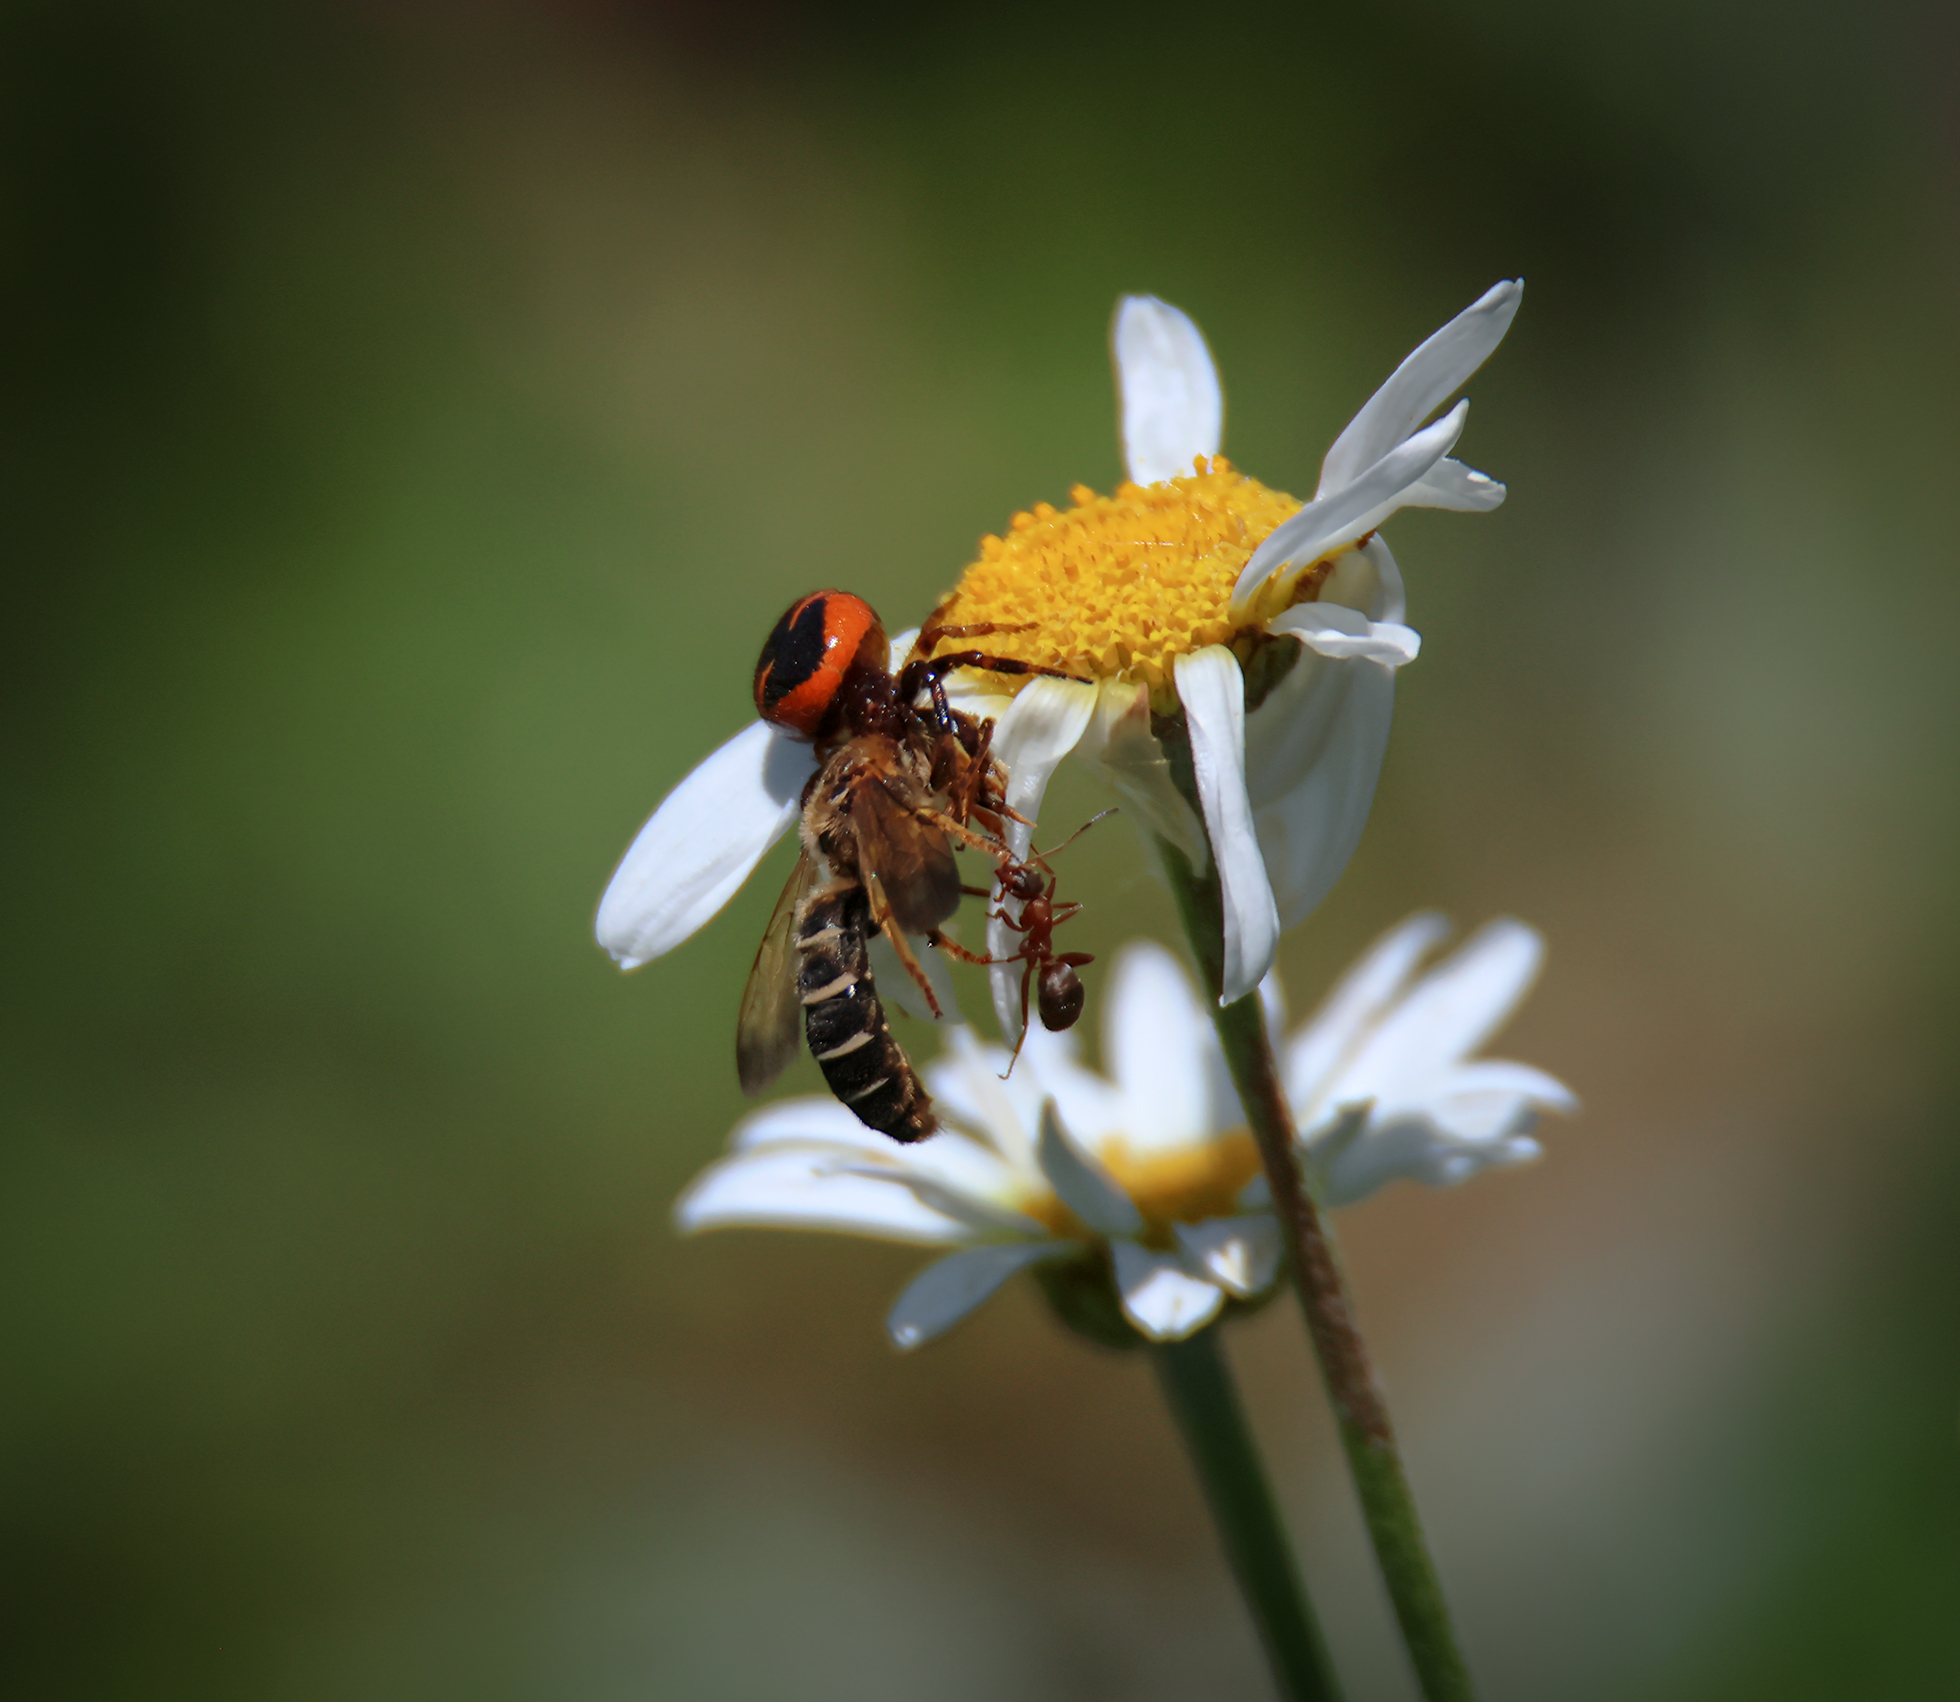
[{"x1": 737, "y1": 590, "x2": 1079, "y2": 1142}]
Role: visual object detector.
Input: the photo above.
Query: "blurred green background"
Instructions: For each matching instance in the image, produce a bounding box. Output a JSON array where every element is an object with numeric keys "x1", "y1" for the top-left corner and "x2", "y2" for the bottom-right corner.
[{"x1": 8, "y1": 1, "x2": 1960, "y2": 1696}]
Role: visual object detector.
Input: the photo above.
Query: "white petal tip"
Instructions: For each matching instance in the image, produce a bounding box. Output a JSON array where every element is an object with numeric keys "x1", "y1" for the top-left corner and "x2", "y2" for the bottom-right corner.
[{"x1": 1114, "y1": 295, "x2": 1223, "y2": 487}]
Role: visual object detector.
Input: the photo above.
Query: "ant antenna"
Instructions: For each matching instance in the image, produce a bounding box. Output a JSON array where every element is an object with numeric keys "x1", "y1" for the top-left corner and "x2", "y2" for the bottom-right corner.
[{"x1": 1035, "y1": 807, "x2": 1117, "y2": 862}]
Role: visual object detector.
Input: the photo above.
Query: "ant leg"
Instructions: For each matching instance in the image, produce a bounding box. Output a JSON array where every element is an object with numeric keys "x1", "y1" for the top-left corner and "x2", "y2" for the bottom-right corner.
[
  {"x1": 927, "y1": 930, "x2": 1023, "y2": 968},
  {"x1": 998, "y1": 958, "x2": 1039, "y2": 1079}
]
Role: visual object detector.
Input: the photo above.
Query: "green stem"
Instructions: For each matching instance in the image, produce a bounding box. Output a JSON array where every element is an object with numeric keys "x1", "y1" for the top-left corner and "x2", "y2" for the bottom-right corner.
[
  {"x1": 1163, "y1": 842, "x2": 1477, "y2": 1702},
  {"x1": 1152, "y1": 1326, "x2": 1343, "y2": 1702}
]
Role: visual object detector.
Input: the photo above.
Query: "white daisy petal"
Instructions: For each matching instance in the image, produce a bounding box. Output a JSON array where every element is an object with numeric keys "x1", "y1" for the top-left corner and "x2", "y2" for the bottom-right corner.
[
  {"x1": 1250, "y1": 661, "x2": 1396, "y2": 931},
  {"x1": 674, "y1": 1146, "x2": 974, "y2": 1244},
  {"x1": 983, "y1": 676, "x2": 1099, "y2": 1039},
  {"x1": 1103, "y1": 940, "x2": 1216, "y2": 1151},
  {"x1": 1037, "y1": 1103, "x2": 1144, "y2": 1237},
  {"x1": 1111, "y1": 1241, "x2": 1226, "y2": 1340},
  {"x1": 1232, "y1": 401, "x2": 1468, "y2": 613},
  {"x1": 925, "y1": 1026, "x2": 1042, "y2": 1168},
  {"x1": 1175, "y1": 647, "x2": 1280, "y2": 1005},
  {"x1": 731, "y1": 1097, "x2": 904, "y2": 1154},
  {"x1": 1173, "y1": 1215, "x2": 1282, "y2": 1300},
  {"x1": 1015, "y1": 1028, "x2": 1126, "y2": 1149},
  {"x1": 1340, "y1": 920, "x2": 1545, "y2": 1096},
  {"x1": 886, "y1": 628, "x2": 921, "y2": 668},
  {"x1": 1078, "y1": 680, "x2": 1210, "y2": 866},
  {"x1": 1317, "y1": 280, "x2": 1522, "y2": 494},
  {"x1": 1319, "y1": 1112, "x2": 1542, "y2": 1208},
  {"x1": 1271, "y1": 602, "x2": 1421, "y2": 668},
  {"x1": 1405, "y1": 457, "x2": 1507, "y2": 512},
  {"x1": 831, "y1": 1165, "x2": 1048, "y2": 1237},
  {"x1": 1442, "y1": 1058, "x2": 1579, "y2": 1116},
  {"x1": 1113, "y1": 295, "x2": 1223, "y2": 486},
  {"x1": 1286, "y1": 913, "x2": 1451, "y2": 1109},
  {"x1": 1356, "y1": 534, "x2": 1408, "y2": 625},
  {"x1": 596, "y1": 721, "x2": 816, "y2": 969},
  {"x1": 887, "y1": 1241, "x2": 1067, "y2": 1350}
]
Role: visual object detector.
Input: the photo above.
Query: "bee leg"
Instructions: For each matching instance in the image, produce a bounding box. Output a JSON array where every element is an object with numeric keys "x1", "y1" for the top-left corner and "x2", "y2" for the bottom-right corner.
[
  {"x1": 914, "y1": 806, "x2": 1014, "y2": 862},
  {"x1": 864, "y1": 873, "x2": 944, "y2": 1018}
]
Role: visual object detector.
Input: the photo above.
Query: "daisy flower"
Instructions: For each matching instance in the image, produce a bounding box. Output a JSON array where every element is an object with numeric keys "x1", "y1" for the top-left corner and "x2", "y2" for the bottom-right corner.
[
  {"x1": 591, "y1": 290, "x2": 1520, "y2": 1022},
  {"x1": 929, "y1": 284, "x2": 1522, "y2": 1025},
  {"x1": 675, "y1": 915, "x2": 1573, "y2": 1349}
]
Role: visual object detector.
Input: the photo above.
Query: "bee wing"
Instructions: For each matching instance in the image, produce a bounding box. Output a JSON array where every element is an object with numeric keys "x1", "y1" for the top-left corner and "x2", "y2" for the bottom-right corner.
[
  {"x1": 736, "y1": 850, "x2": 821, "y2": 1097},
  {"x1": 854, "y1": 780, "x2": 962, "y2": 937}
]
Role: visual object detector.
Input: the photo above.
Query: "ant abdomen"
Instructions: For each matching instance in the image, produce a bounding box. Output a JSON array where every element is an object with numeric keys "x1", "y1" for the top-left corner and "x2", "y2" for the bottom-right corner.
[{"x1": 1036, "y1": 960, "x2": 1085, "y2": 1032}]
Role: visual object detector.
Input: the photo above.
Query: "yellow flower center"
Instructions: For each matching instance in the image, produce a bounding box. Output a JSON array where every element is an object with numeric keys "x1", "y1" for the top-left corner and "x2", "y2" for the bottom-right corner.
[
  {"x1": 1022, "y1": 1128, "x2": 1263, "y2": 1244},
  {"x1": 932, "y1": 458, "x2": 1332, "y2": 692}
]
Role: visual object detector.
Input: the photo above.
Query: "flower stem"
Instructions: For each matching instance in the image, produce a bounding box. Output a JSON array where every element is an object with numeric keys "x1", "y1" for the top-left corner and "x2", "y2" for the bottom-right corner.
[
  {"x1": 1162, "y1": 842, "x2": 1478, "y2": 1702},
  {"x1": 1152, "y1": 1326, "x2": 1343, "y2": 1702}
]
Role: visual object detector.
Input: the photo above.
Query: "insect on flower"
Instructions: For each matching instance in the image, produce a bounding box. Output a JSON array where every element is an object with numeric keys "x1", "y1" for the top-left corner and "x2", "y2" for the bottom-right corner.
[
  {"x1": 961, "y1": 811, "x2": 1112, "y2": 1071},
  {"x1": 737, "y1": 590, "x2": 1087, "y2": 1143}
]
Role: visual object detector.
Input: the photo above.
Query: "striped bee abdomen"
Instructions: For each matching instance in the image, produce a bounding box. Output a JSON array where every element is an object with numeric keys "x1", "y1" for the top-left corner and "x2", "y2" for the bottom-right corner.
[{"x1": 795, "y1": 884, "x2": 937, "y2": 1143}]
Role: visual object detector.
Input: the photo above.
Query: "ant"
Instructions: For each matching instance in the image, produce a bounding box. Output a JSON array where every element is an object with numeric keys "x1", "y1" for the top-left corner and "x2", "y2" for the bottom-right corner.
[{"x1": 944, "y1": 810, "x2": 1114, "y2": 1075}]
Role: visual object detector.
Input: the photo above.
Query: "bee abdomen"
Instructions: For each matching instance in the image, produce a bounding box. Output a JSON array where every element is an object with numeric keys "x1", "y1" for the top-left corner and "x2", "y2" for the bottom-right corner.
[{"x1": 795, "y1": 886, "x2": 936, "y2": 1143}]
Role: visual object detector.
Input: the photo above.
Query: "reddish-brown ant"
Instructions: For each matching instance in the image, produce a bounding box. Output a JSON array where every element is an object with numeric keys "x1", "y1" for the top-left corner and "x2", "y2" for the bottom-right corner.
[{"x1": 943, "y1": 810, "x2": 1113, "y2": 1074}]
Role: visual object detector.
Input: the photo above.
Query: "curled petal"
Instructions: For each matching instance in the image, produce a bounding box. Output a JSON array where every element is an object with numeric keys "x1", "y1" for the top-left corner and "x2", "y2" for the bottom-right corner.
[
  {"x1": 1405, "y1": 457, "x2": 1507, "y2": 512},
  {"x1": 1271, "y1": 602, "x2": 1421, "y2": 668},
  {"x1": 1318, "y1": 280, "x2": 1522, "y2": 494},
  {"x1": 596, "y1": 721, "x2": 815, "y2": 969},
  {"x1": 1110, "y1": 1241, "x2": 1225, "y2": 1340},
  {"x1": 887, "y1": 1241, "x2": 1069, "y2": 1350},
  {"x1": 1231, "y1": 403, "x2": 1467, "y2": 615},
  {"x1": 1175, "y1": 647, "x2": 1280, "y2": 1002},
  {"x1": 1113, "y1": 295, "x2": 1223, "y2": 486}
]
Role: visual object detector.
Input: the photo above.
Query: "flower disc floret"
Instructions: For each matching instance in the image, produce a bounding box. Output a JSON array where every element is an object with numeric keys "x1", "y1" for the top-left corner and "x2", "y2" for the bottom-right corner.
[{"x1": 935, "y1": 460, "x2": 1316, "y2": 692}]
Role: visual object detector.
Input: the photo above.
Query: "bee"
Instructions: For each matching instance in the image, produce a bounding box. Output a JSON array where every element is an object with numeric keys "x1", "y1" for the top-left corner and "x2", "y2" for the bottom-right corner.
[{"x1": 737, "y1": 590, "x2": 1080, "y2": 1142}]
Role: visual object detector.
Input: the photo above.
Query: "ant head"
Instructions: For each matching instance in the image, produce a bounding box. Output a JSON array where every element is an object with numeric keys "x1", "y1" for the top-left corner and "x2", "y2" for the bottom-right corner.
[
  {"x1": 1035, "y1": 960, "x2": 1085, "y2": 1032},
  {"x1": 999, "y1": 861, "x2": 1048, "y2": 902}
]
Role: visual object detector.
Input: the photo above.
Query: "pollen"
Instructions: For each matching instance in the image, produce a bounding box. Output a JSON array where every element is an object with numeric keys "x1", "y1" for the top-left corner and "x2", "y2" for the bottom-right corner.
[
  {"x1": 931, "y1": 459, "x2": 1307, "y2": 691},
  {"x1": 1021, "y1": 1129, "x2": 1263, "y2": 1244}
]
